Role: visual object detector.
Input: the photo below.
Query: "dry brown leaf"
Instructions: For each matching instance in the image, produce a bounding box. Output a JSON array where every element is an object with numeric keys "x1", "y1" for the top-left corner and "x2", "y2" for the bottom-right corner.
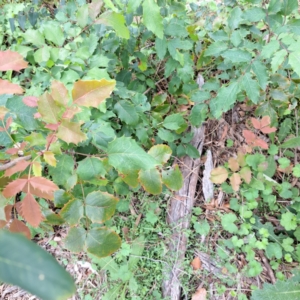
[
  {"x1": 191, "y1": 256, "x2": 202, "y2": 270},
  {"x1": 192, "y1": 288, "x2": 207, "y2": 300}
]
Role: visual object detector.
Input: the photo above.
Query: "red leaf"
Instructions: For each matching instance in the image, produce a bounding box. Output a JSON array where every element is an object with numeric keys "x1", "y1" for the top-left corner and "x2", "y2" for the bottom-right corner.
[
  {"x1": 0, "y1": 79, "x2": 23, "y2": 95},
  {"x1": 4, "y1": 204, "x2": 13, "y2": 221},
  {"x1": 2, "y1": 178, "x2": 28, "y2": 198},
  {"x1": 0, "y1": 220, "x2": 7, "y2": 228},
  {"x1": 23, "y1": 96, "x2": 38, "y2": 107},
  {"x1": 20, "y1": 193, "x2": 44, "y2": 227},
  {"x1": 243, "y1": 130, "x2": 268, "y2": 149},
  {"x1": 5, "y1": 116, "x2": 13, "y2": 129},
  {"x1": 0, "y1": 127, "x2": 5, "y2": 132},
  {"x1": 45, "y1": 123, "x2": 59, "y2": 130},
  {"x1": 28, "y1": 177, "x2": 59, "y2": 200},
  {"x1": 0, "y1": 50, "x2": 28, "y2": 71},
  {"x1": 251, "y1": 116, "x2": 276, "y2": 134},
  {"x1": 6, "y1": 148, "x2": 19, "y2": 155},
  {"x1": 4, "y1": 160, "x2": 31, "y2": 177},
  {"x1": 34, "y1": 112, "x2": 42, "y2": 118},
  {"x1": 9, "y1": 219, "x2": 31, "y2": 239},
  {"x1": 62, "y1": 107, "x2": 82, "y2": 119}
]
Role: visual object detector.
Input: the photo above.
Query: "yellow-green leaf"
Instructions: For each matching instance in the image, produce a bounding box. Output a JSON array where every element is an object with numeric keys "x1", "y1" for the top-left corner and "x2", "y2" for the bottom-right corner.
[
  {"x1": 38, "y1": 92, "x2": 61, "y2": 124},
  {"x1": 148, "y1": 144, "x2": 172, "y2": 165},
  {"x1": 210, "y1": 167, "x2": 228, "y2": 184},
  {"x1": 139, "y1": 168, "x2": 162, "y2": 195},
  {"x1": 57, "y1": 120, "x2": 87, "y2": 145},
  {"x1": 162, "y1": 165, "x2": 183, "y2": 191}
]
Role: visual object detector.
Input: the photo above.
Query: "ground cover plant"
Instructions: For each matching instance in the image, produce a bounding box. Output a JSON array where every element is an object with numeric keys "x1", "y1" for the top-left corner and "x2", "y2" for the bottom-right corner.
[{"x1": 1, "y1": 0, "x2": 300, "y2": 299}]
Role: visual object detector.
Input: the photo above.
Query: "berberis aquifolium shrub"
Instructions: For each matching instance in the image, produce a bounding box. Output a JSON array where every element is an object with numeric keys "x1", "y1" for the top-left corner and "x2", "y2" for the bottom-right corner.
[{"x1": 1, "y1": 0, "x2": 300, "y2": 298}]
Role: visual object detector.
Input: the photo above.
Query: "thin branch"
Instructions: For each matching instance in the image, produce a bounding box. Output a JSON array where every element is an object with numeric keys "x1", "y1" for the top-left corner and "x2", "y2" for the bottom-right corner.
[{"x1": 0, "y1": 155, "x2": 31, "y2": 172}]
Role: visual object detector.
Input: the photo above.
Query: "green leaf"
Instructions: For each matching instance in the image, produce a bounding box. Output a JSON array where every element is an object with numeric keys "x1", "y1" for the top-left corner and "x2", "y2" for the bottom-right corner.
[
  {"x1": 64, "y1": 227, "x2": 86, "y2": 253},
  {"x1": 261, "y1": 39, "x2": 280, "y2": 59},
  {"x1": 228, "y1": 6, "x2": 242, "y2": 30},
  {"x1": 268, "y1": 0, "x2": 282, "y2": 14},
  {"x1": 242, "y1": 73, "x2": 260, "y2": 104},
  {"x1": 252, "y1": 61, "x2": 268, "y2": 90},
  {"x1": 222, "y1": 49, "x2": 252, "y2": 63},
  {"x1": 281, "y1": 0, "x2": 298, "y2": 15},
  {"x1": 293, "y1": 164, "x2": 300, "y2": 177},
  {"x1": 162, "y1": 165, "x2": 183, "y2": 191},
  {"x1": 48, "y1": 154, "x2": 74, "y2": 188},
  {"x1": 243, "y1": 7, "x2": 266, "y2": 22},
  {"x1": 77, "y1": 4, "x2": 89, "y2": 28},
  {"x1": 266, "y1": 243, "x2": 282, "y2": 259},
  {"x1": 204, "y1": 41, "x2": 228, "y2": 56},
  {"x1": 23, "y1": 29, "x2": 45, "y2": 47},
  {"x1": 189, "y1": 103, "x2": 208, "y2": 126},
  {"x1": 271, "y1": 49, "x2": 287, "y2": 73},
  {"x1": 142, "y1": 0, "x2": 164, "y2": 39},
  {"x1": 289, "y1": 52, "x2": 300, "y2": 77},
  {"x1": 96, "y1": 12, "x2": 129, "y2": 39},
  {"x1": 114, "y1": 100, "x2": 139, "y2": 125},
  {"x1": 77, "y1": 157, "x2": 106, "y2": 181},
  {"x1": 60, "y1": 199, "x2": 84, "y2": 226},
  {"x1": 34, "y1": 46, "x2": 50, "y2": 63},
  {"x1": 38, "y1": 92, "x2": 60, "y2": 124},
  {"x1": 210, "y1": 81, "x2": 240, "y2": 119},
  {"x1": 107, "y1": 136, "x2": 160, "y2": 173},
  {"x1": 139, "y1": 168, "x2": 162, "y2": 195},
  {"x1": 280, "y1": 211, "x2": 297, "y2": 230},
  {"x1": 155, "y1": 37, "x2": 167, "y2": 60},
  {"x1": 86, "y1": 228, "x2": 121, "y2": 257},
  {"x1": 43, "y1": 23, "x2": 65, "y2": 47},
  {"x1": 127, "y1": 0, "x2": 143, "y2": 13},
  {"x1": 148, "y1": 144, "x2": 172, "y2": 164},
  {"x1": 280, "y1": 137, "x2": 300, "y2": 148},
  {"x1": 163, "y1": 113, "x2": 185, "y2": 130},
  {"x1": 0, "y1": 231, "x2": 75, "y2": 300},
  {"x1": 251, "y1": 280, "x2": 300, "y2": 300},
  {"x1": 221, "y1": 213, "x2": 238, "y2": 234},
  {"x1": 85, "y1": 191, "x2": 118, "y2": 223}
]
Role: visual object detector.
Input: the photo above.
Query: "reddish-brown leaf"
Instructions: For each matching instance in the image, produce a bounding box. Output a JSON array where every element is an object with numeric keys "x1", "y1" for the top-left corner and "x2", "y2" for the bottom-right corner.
[
  {"x1": 4, "y1": 160, "x2": 31, "y2": 177},
  {"x1": 192, "y1": 288, "x2": 207, "y2": 300},
  {"x1": 4, "y1": 204, "x2": 13, "y2": 221},
  {"x1": 0, "y1": 220, "x2": 7, "y2": 228},
  {"x1": 15, "y1": 202, "x2": 24, "y2": 219},
  {"x1": 191, "y1": 257, "x2": 202, "y2": 270},
  {"x1": 23, "y1": 96, "x2": 38, "y2": 107},
  {"x1": 50, "y1": 80, "x2": 69, "y2": 106},
  {"x1": 230, "y1": 173, "x2": 241, "y2": 191},
  {"x1": 0, "y1": 50, "x2": 28, "y2": 71},
  {"x1": 0, "y1": 127, "x2": 5, "y2": 132},
  {"x1": 62, "y1": 107, "x2": 82, "y2": 119},
  {"x1": 9, "y1": 219, "x2": 31, "y2": 239},
  {"x1": 6, "y1": 147, "x2": 19, "y2": 155},
  {"x1": 0, "y1": 79, "x2": 23, "y2": 95},
  {"x1": 237, "y1": 151, "x2": 246, "y2": 167},
  {"x1": 20, "y1": 193, "x2": 44, "y2": 227},
  {"x1": 28, "y1": 177, "x2": 59, "y2": 200},
  {"x1": 34, "y1": 112, "x2": 42, "y2": 118},
  {"x1": 251, "y1": 116, "x2": 276, "y2": 134},
  {"x1": 228, "y1": 157, "x2": 239, "y2": 172},
  {"x1": 5, "y1": 116, "x2": 13, "y2": 129},
  {"x1": 242, "y1": 130, "x2": 268, "y2": 149},
  {"x1": 45, "y1": 123, "x2": 60, "y2": 130},
  {"x1": 2, "y1": 178, "x2": 28, "y2": 198}
]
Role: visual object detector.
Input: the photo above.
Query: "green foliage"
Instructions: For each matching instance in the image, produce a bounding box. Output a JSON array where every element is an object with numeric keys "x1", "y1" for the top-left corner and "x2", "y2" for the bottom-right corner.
[{"x1": 0, "y1": 231, "x2": 75, "y2": 300}]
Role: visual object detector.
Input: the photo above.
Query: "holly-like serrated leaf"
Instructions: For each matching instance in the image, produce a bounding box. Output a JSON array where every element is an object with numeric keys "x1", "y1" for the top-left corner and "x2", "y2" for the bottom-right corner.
[
  {"x1": 38, "y1": 92, "x2": 61, "y2": 124},
  {"x1": 107, "y1": 136, "x2": 159, "y2": 173},
  {"x1": 9, "y1": 220, "x2": 31, "y2": 239},
  {"x1": 210, "y1": 167, "x2": 228, "y2": 184},
  {"x1": 4, "y1": 160, "x2": 30, "y2": 177},
  {"x1": 210, "y1": 82, "x2": 240, "y2": 119},
  {"x1": 72, "y1": 79, "x2": 115, "y2": 108},
  {"x1": 142, "y1": 0, "x2": 163, "y2": 39},
  {"x1": 148, "y1": 145, "x2": 172, "y2": 164},
  {"x1": 139, "y1": 168, "x2": 162, "y2": 195},
  {"x1": 0, "y1": 79, "x2": 23, "y2": 95},
  {"x1": 57, "y1": 120, "x2": 87, "y2": 145},
  {"x1": 20, "y1": 193, "x2": 44, "y2": 227},
  {"x1": 76, "y1": 157, "x2": 106, "y2": 181},
  {"x1": 228, "y1": 157, "x2": 239, "y2": 172},
  {"x1": 3, "y1": 179, "x2": 28, "y2": 198},
  {"x1": 43, "y1": 23, "x2": 65, "y2": 47},
  {"x1": 162, "y1": 165, "x2": 183, "y2": 191},
  {"x1": 64, "y1": 227, "x2": 86, "y2": 253},
  {"x1": 50, "y1": 81, "x2": 69, "y2": 106},
  {"x1": 43, "y1": 151, "x2": 56, "y2": 167},
  {"x1": 239, "y1": 166, "x2": 252, "y2": 184},
  {"x1": 0, "y1": 50, "x2": 28, "y2": 71},
  {"x1": 114, "y1": 100, "x2": 139, "y2": 125},
  {"x1": 252, "y1": 60, "x2": 268, "y2": 90},
  {"x1": 251, "y1": 116, "x2": 276, "y2": 134},
  {"x1": 96, "y1": 12, "x2": 129, "y2": 39},
  {"x1": 27, "y1": 177, "x2": 58, "y2": 200},
  {"x1": 86, "y1": 227, "x2": 121, "y2": 258},
  {"x1": 242, "y1": 73, "x2": 260, "y2": 104},
  {"x1": 85, "y1": 191, "x2": 118, "y2": 223},
  {"x1": 60, "y1": 199, "x2": 84, "y2": 226},
  {"x1": 230, "y1": 173, "x2": 241, "y2": 191},
  {"x1": 243, "y1": 130, "x2": 268, "y2": 149}
]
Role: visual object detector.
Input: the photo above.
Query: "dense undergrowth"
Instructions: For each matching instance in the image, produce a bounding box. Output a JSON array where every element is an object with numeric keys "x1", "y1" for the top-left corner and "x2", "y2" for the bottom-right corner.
[{"x1": 1, "y1": 0, "x2": 300, "y2": 299}]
